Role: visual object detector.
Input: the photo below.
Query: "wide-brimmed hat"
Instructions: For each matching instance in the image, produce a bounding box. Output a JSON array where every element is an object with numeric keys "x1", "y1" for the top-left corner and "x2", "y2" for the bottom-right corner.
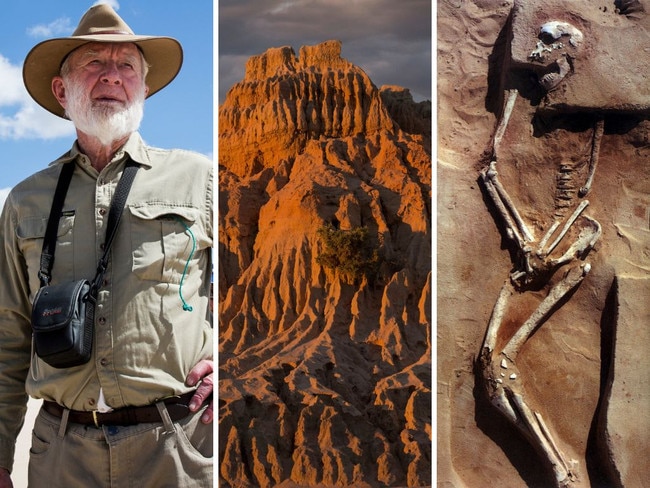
[{"x1": 23, "y1": 3, "x2": 183, "y2": 118}]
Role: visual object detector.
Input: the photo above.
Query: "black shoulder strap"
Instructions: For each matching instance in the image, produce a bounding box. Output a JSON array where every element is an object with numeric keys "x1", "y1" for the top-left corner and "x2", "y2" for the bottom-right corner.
[
  {"x1": 90, "y1": 160, "x2": 139, "y2": 296},
  {"x1": 39, "y1": 162, "x2": 75, "y2": 287},
  {"x1": 38, "y1": 160, "x2": 141, "y2": 292}
]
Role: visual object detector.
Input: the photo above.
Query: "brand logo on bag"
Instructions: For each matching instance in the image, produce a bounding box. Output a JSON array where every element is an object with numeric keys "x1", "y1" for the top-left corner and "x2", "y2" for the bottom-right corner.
[{"x1": 42, "y1": 307, "x2": 63, "y2": 317}]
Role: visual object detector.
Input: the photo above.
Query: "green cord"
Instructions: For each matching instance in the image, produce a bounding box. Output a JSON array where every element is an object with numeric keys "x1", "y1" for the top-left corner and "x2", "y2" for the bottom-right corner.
[{"x1": 174, "y1": 216, "x2": 196, "y2": 312}]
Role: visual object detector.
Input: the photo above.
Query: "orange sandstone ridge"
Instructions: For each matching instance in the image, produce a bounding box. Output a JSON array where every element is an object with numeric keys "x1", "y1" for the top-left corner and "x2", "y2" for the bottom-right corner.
[{"x1": 218, "y1": 40, "x2": 432, "y2": 487}]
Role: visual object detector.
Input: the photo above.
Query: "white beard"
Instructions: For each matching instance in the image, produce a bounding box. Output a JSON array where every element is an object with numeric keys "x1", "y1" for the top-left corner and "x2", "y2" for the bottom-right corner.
[{"x1": 64, "y1": 79, "x2": 145, "y2": 146}]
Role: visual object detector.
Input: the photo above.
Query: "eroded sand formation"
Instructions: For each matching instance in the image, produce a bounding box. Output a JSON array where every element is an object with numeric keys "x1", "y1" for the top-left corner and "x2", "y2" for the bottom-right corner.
[{"x1": 219, "y1": 40, "x2": 432, "y2": 487}]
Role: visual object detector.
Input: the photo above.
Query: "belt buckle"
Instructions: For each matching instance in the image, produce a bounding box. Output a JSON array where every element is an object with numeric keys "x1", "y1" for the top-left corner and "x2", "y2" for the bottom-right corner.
[{"x1": 92, "y1": 410, "x2": 100, "y2": 428}]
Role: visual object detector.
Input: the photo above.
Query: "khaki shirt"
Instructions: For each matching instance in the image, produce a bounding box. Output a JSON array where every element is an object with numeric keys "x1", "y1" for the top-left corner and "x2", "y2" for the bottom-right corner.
[{"x1": 0, "y1": 133, "x2": 213, "y2": 470}]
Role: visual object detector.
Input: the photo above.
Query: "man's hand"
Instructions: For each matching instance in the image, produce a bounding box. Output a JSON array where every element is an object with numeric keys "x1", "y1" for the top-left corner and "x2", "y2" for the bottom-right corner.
[
  {"x1": 0, "y1": 468, "x2": 13, "y2": 488},
  {"x1": 185, "y1": 359, "x2": 214, "y2": 424}
]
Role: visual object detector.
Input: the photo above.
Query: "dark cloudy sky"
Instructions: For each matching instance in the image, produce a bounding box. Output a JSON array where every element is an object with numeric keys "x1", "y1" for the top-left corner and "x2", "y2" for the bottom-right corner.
[{"x1": 218, "y1": 0, "x2": 432, "y2": 103}]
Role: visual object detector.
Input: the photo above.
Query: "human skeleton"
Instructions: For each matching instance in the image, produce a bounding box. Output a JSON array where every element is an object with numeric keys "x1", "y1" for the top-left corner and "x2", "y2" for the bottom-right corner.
[
  {"x1": 477, "y1": 87, "x2": 602, "y2": 487},
  {"x1": 476, "y1": 22, "x2": 605, "y2": 487}
]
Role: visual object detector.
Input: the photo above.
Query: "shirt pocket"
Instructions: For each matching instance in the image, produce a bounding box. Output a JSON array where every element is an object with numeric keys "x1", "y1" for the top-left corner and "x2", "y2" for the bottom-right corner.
[
  {"x1": 128, "y1": 205, "x2": 206, "y2": 283},
  {"x1": 16, "y1": 214, "x2": 76, "y2": 292}
]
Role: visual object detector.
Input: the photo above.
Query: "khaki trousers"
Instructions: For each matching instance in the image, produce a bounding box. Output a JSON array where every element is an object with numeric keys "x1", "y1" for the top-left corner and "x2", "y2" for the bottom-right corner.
[{"x1": 27, "y1": 402, "x2": 213, "y2": 488}]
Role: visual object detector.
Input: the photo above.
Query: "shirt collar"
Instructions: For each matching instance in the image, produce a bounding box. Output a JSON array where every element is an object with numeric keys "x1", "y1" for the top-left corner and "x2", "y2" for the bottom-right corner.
[
  {"x1": 49, "y1": 132, "x2": 153, "y2": 169},
  {"x1": 119, "y1": 132, "x2": 153, "y2": 168}
]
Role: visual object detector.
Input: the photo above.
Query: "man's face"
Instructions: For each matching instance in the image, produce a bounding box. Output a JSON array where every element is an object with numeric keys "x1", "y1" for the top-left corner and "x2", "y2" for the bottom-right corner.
[{"x1": 52, "y1": 42, "x2": 149, "y2": 145}]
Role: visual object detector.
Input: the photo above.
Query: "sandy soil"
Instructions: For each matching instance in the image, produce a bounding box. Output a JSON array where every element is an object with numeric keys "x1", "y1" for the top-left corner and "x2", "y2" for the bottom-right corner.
[{"x1": 438, "y1": 0, "x2": 649, "y2": 486}]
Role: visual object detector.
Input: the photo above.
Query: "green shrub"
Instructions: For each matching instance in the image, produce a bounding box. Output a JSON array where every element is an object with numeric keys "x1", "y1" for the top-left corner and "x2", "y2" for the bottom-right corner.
[{"x1": 316, "y1": 224, "x2": 381, "y2": 282}]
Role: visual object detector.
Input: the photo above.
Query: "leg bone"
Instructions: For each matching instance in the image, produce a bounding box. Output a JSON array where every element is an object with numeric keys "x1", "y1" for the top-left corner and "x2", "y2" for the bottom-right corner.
[
  {"x1": 534, "y1": 410, "x2": 574, "y2": 480},
  {"x1": 510, "y1": 392, "x2": 577, "y2": 487},
  {"x1": 482, "y1": 282, "x2": 513, "y2": 353},
  {"x1": 502, "y1": 263, "x2": 591, "y2": 360}
]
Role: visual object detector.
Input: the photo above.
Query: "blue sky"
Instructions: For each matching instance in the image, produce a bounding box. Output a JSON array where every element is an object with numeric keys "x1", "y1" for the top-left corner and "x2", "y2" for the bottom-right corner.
[{"x1": 0, "y1": 0, "x2": 213, "y2": 206}]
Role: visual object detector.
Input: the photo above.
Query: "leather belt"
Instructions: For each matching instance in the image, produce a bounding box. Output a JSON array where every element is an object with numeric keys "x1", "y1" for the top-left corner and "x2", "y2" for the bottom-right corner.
[{"x1": 42, "y1": 391, "x2": 195, "y2": 428}]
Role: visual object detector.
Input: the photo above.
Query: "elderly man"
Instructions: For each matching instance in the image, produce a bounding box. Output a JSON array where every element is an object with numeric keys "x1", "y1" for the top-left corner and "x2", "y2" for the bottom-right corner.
[{"x1": 0, "y1": 5, "x2": 213, "y2": 487}]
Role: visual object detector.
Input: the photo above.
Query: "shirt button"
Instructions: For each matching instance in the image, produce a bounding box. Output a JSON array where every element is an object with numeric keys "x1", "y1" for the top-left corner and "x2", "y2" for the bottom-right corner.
[
  {"x1": 98, "y1": 317, "x2": 106, "y2": 325},
  {"x1": 88, "y1": 398, "x2": 96, "y2": 407},
  {"x1": 100, "y1": 358, "x2": 109, "y2": 367},
  {"x1": 99, "y1": 208, "x2": 107, "y2": 216}
]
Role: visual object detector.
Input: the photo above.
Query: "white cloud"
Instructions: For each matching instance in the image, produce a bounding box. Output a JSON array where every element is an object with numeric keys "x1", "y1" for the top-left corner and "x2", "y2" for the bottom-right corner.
[
  {"x1": 0, "y1": 55, "x2": 25, "y2": 106},
  {"x1": 26, "y1": 17, "x2": 73, "y2": 38},
  {"x1": 0, "y1": 188, "x2": 10, "y2": 212},
  {"x1": 26, "y1": 2, "x2": 120, "y2": 39},
  {"x1": 1, "y1": 103, "x2": 75, "y2": 140},
  {"x1": 0, "y1": 54, "x2": 75, "y2": 141}
]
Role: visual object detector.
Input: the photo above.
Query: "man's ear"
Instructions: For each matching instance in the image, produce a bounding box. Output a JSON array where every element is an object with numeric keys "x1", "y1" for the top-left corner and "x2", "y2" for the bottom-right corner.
[
  {"x1": 145, "y1": 85, "x2": 150, "y2": 97},
  {"x1": 52, "y1": 77, "x2": 67, "y2": 109}
]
